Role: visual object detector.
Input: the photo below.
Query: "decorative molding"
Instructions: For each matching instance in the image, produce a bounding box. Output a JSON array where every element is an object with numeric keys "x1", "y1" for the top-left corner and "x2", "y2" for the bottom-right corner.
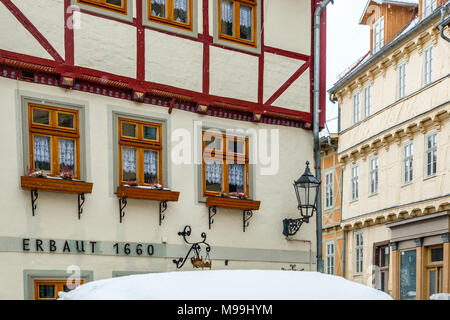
[{"x1": 414, "y1": 237, "x2": 424, "y2": 247}]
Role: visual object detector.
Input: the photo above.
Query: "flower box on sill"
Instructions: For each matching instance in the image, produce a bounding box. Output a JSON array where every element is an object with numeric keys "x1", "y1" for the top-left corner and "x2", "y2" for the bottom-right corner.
[
  {"x1": 21, "y1": 176, "x2": 93, "y2": 194},
  {"x1": 116, "y1": 186, "x2": 180, "y2": 202},
  {"x1": 206, "y1": 196, "x2": 260, "y2": 211}
]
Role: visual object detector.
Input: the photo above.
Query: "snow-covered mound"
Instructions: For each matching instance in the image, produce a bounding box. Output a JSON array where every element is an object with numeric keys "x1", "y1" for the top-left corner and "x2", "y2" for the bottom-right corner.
[{"x1": 58, "y1": 270, "x2": 392, "y2": 300}]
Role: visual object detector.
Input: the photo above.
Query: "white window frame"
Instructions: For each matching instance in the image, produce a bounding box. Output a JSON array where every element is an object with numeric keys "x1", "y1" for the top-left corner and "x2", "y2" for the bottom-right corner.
[
  {"x1": 351, "y1": 164, "x2": 359, "y2": 202},
  {"x1": 373, "y1": 17, "x2": 384, "y2": 54},
  {"x1": 326, "y1": 241, "x2": 335, "y2": 275},
  {"x1": 403, "y1": 140, "x2": 414, "y2": 185},
  {"x1": 424, "y1": 131, "x2": 437, "y2": 178},
  {"x1": 355, "y1": 231, "x2": 364, "y2": 275},
  {"x1": 422, "y1": 0, "x2": 437, "y2": 19},
  {"x1": 398, "y1": 62, "x2": 407, "y2": 99},
  {"x1": 324, "y1": 171, "x2": 334, "y2": 210},
  {"x1": 369, "y1": 155, "x2": 379, "y2": 195},
  {"x1": 423, "y1": 45, "x2": 433, "y2": 86},
  {"x1": 363, "y1": 84, "x2": 371, "y2": 119},
  {"x1": 353, "y1": 91, "x2": 360, "y2": 125}
]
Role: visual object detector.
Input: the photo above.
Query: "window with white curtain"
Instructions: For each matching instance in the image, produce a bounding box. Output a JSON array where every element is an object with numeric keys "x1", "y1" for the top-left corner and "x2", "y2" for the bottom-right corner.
[
  {"x1": 425, "y1": 132, "x2": 437, "y2": 178},
  {"x1": 203, "y1": 131, "x2": 249, "y2": 197},
  {"x1": 119, "y1": 118, "x2": 162, "y2": 186},
  {"x1": 149, "y1": 0, "x2": 191, "y2": 29},
  {"x1": 422, "y1": 0, "x2": 437, "y2": 19},
  {"x1": 28, "y1": 104, "x2": 79, "y2": 179},
  {"x1": 423, "y1": 45, "x2": 433, "y2": 86},
  {"x1": 398, "y1": 62, "x2": 407, "y2": 99},
  {"x1": 373, "y1": 17, "x2": 384, "y2": 54},
  {"x1": 219, "y1": 0, "x2": 256, "y2": 47}
]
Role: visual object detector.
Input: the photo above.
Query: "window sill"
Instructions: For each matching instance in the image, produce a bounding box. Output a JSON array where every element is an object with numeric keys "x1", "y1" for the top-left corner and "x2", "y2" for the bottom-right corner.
[
  {"x1": 116, "y1": 186, "x2": 180, "y2": 202},
  {"x1": 206, "y1": 196, "x2": 260, "y2": 211},
  {"x1": 21, "y1": 176, "x2": 93, "y2": 194},
  {"x1": 401, "y1": 181, "x2": 413, "y2": 188},
  {"x1": 368, "y1": 192, "x2": 378, "y2": 198},
  {"x1": 423, "y1": 174, "x2": 437, "y2": 182}
]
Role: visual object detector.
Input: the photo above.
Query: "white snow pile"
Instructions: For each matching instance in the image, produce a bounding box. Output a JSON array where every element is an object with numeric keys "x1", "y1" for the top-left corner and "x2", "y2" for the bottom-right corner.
[
  {"x1": 58, "y1": 270, "x2": 392, "y2": 300},
  {"x1": 430, "y1": 293, "x2": 450, "y2": 300}
]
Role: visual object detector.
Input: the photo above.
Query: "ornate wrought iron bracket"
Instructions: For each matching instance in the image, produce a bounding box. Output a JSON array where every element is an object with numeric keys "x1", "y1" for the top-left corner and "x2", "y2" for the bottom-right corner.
[
  {"x1": 243, "y1": 210, "x2": 253, "y2": 232},
  {"x1": 208, "y1": 206, "x2": 217, "y2": 230},
  {"x1": 119, "y1": 196, "x2": 127, "y2": 223},
  {"x1": 173, "y1": 226, "x2": 212, "y2": 269},
  {"x1": 30, "y1": 189, "x2": 38, "y2": 216},
  {"x1": 159, "y1": 200, "x2": 168, "y2": 226},
  {"x1": 282, "y1": 217, "x2": 309, "y2": 237},
  {"x1": 78, "y1": 193, "x2": 85, "y2": 220}
]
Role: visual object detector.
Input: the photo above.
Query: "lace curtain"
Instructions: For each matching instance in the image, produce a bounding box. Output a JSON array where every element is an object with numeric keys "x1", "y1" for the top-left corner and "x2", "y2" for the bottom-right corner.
[
  {"x1": 221, "y1": 1, "x2": 233, "y2": 23},
  {"x1": 144, "y1": 150, "x2": 157, "y2": 178},
  {"x1": 174, "y1": 0, "x2": 187, "y2": 11},
  {"x1": 59, "y1": 139, "x2": 75, "y2": 171},
  {"x1": 240, "y1": 5, "x2": 252, "y2": 28},
  {"x1": 205, "y1": 162, "x2": 222, "y2": 184},
  {"x1": 228, "y1": 163, "x2": 244, "y2": 189},
  {"x1": 122, "y1": 148, "x2": 136, "y2": 175},
  {"x1": 34, "y1": 135, "x2": 51, "y2": 170}
]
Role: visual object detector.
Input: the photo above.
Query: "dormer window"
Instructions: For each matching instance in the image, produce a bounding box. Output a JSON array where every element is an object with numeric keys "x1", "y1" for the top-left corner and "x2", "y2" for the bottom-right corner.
[
  {"x1": 422, "y1": 0, "x2": 437, "y2": 19},
  {"x1": 373, "y1": 17, "x2": 384, "y2": 54}
]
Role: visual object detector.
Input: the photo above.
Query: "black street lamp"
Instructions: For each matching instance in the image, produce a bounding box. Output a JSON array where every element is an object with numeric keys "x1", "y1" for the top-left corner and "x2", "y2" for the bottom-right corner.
[{"x1": 283, "y1": 161, "x2": 321, "y2": 237}]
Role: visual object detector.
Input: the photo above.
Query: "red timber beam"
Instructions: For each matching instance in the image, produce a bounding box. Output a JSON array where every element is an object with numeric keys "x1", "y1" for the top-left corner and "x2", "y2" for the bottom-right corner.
[
  {"x1": 1, "y1": 0, "x2": 64, "y2": 63},
  {"x1": 202, "y1": 0, "x2": 210, "y2": 96},
  {"x1": 64, "y1": 0, "x2": 75, "y2": 65}
]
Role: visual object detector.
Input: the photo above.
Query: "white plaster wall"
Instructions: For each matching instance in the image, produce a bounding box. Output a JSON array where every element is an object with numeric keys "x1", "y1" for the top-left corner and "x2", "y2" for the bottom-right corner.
[
  {"x1": 209, "y1": 46, "x2": 259, "y2": 101},
  {"x1": 11, "y1": 0, "x2": 65, "y2": 59},
  {"x1": 264, "y1": 0, "x2": 311, "y2": 55},
  {"x1": 0, "y1": 3, "x2": 52, "y2": 60},
  {"x1": 0, "y1": 77, "x2": 316, "y2": 299},
  {"x1": 263, "y1": 53, "x2": 304, "y2": 101},
  {"x1": 145, "y1": 30, "x2": 203, "y2": 92},
  {"x1": 274, "y1": 72, "x2": 310, "y2": 112},
  {"x1": 74, "y1": 13, "x2": 137, "y2": 78}
]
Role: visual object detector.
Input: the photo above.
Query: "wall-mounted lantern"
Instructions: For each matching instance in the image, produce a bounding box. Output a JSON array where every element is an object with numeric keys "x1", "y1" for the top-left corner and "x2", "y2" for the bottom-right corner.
[{"x1": 283, "y1": 161, "x2": 321, "y2": 237}]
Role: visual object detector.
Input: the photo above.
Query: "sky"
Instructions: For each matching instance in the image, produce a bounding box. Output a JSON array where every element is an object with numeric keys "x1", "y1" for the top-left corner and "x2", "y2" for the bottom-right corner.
[{"x1": 325, "y1": 0, "x2": 371, "y2": 134}]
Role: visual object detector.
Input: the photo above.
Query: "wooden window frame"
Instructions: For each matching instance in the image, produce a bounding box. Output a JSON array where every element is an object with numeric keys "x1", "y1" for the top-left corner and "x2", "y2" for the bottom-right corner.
[
  {"x1": 148, "y1": 0, "x2": 194, "y2": 31},
  {"x1": 28, "y1": 103, "x2": 80, "y2": 180},
  {"x1": 34, "y1": 280, "x2": 84, "y2": 300},
  {"x1": 202, "y1": 131, "x2": 250, "y2": 198},
  {"x1": 118, "y1": 118, "x2": 163, "y2": 186},
  {"x1": 398, "y1": 61, "x2": 407, "y2": 99},
  {"x1": 351, "y1": 164, "x2": 359, "y2": 201},
  {"x1": 423, "y1": 45, "x2": 433, "y2": 86},
  {"x1": 402, "y1": 140, "x2": 414, "y2": 185},
  {"x1": 425, "y1": 245, "x2": 444, "y2": 298},
  {"x1": 369, "y1": 155, "x2": 379, "y2": 195},
  {"x1": 77, "y1": 0, "x2": 127, "y2": 15},
  {"x1": 352, "y1": 91, "x2": 360, "y2": 125},
  {"x1": 218, "y1": 0, "x2": 257, "y2": 48}
]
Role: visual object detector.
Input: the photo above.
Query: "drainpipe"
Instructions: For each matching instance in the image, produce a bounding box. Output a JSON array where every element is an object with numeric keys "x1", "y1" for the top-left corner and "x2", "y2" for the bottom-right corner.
[
  {"x1": 313, "y1": 0, "x2": 334, "y2": 273},
  {"x1": 438, "y1": 2, "x2": 450, "y2": 42}
]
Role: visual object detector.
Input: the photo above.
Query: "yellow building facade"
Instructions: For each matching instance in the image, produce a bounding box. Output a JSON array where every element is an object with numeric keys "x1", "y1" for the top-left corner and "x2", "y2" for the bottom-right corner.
[{"x1": 329, "y1": 0, "x2": 450, "y2": 300}]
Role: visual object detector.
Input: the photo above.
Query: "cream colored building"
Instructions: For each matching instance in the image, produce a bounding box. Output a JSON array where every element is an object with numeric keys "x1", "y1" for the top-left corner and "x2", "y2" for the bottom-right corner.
[
  {"x1": 0, "y1": 0, "x2": 327, "y2": 299},
  {"x1": 329, "y1": 0, "x2": 450, "y2": 300}
]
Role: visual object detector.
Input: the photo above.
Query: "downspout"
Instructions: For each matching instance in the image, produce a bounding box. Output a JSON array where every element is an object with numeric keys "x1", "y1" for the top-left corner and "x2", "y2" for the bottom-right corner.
[
  {"x1": 438, "y1": 1, "x2": 450, "y2": 42},
  {"x1": 313, "y1": 0, "x2": 334, "y2": 273}
]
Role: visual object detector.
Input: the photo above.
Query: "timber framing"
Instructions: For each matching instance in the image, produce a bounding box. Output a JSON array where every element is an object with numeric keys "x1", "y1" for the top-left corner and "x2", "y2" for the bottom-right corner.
[{"x1": 0, "y1": 0, "x2": 328, "y2": 130}]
